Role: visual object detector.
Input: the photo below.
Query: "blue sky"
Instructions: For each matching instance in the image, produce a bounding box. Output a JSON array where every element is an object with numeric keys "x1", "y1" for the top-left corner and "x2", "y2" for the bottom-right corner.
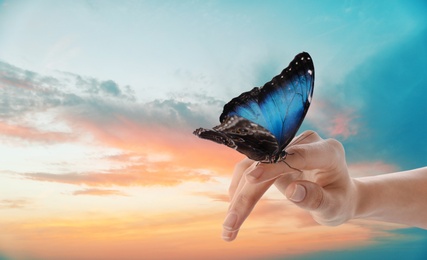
[{"x1": 1, "y1": 0, "x2": 427, "y2": 259}]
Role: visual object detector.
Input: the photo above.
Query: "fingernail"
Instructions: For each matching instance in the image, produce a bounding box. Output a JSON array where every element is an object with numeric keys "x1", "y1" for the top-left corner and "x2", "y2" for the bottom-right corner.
[
  {"x1": 222, "y1": 228, "x2": 239, "y2": 241},
  {"x1": 247, "y1": 167, "x2": 263, "y2": 180},
  {"x1": 288, "y1": 184, "x2": 306, "y2": 202},
  {"x1": 223, "y1": 213, "x2": 238, "y2": 230}
]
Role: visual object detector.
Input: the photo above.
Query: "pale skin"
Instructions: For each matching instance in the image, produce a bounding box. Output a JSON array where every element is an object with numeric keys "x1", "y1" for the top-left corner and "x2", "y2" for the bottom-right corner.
[{"x1": 222, "y1": 130, "x2": 427, "y2": 241}]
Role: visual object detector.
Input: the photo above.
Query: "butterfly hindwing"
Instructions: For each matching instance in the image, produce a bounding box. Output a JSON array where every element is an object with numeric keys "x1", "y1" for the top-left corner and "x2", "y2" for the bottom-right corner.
[{"x1": 194, "y1": 115, "x2": 278, "y2": 162}]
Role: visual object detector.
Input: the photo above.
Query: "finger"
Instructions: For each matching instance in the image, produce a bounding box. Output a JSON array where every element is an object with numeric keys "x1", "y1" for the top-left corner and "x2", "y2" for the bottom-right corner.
[
  {"x1": 229, "y1": 158, "x2": 255, "y2": 199},
  {"x1": 246, "y1": 161, "x2": 301, "y2": 184},
  {"x1": 287, "y1": 130, "x2": 323, "y2": 147},
  {"x1": 274, "y1": 172, "x2": 302, "y2": 195},
  {"x1": 285, "y1": 138, "x2": 344, "y2": 172},
  {"x1": 285, "y1": 180, "x2": 324, "y2": 211},
  {"x1": 222, "y1": 179, "x2": 275, "y2": 241},
  {"x1": 245, "y1": 131, "x2": 323, "y2": 184}
]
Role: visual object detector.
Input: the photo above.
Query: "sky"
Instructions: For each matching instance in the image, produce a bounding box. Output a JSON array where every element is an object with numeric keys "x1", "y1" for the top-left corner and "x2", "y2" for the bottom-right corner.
[{"x1": 0, "y1": 0, "x2": 426, "y2": 259}]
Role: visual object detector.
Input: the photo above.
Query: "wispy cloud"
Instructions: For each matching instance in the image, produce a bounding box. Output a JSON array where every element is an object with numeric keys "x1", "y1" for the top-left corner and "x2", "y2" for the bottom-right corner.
[
  {"x1": 191, "y1": 191, "x2": 230, "y2": 202},
  {"x1": 0, "y1": 199, "x2": 31, "y2": 209},
  {"x1": 0, "y1": 121, "x2": 74, "y2": 144},
  {"x1": 307, "y1": 99, "x2": 360, "y2": 140},
  {"x1": 0, "y1": 206, "x2": 399, "y2": 260},
  {"x1": 72, "y1": 188, "x2": 127, "y2": 196},
  {"x1": 22, "y1": 163, "x2": 214, "y2": 187},
  {"x1": 1, "y1": 60, "x2": 242, "y2": 187}
]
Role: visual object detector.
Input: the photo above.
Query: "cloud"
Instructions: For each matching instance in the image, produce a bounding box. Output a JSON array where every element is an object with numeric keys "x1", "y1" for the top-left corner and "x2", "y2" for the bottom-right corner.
[
  {"x1": 1, "y1": 58, "x2": 223, "y2": 132},
  {"x1": 72, "y1": 188, "x2": 127, "y2": 196},
  {"x1": 0, "y1": 199, "x2": 31, "y2": 209},
  {"x1": 22, "y1": 162, "x2": 214, "y2": 187},
  {"x1": 1, "y1": 59, "x2": 242, "y2": 188},
  {"x1": 191, "y1": 191, "x2": 230, "y2": 202},
  {"x1": 305, "y1": 29, "x2": 427, "y2": 170},
  {"x1": 0, "y1": 206, "x2": 396, "y2": 260},
  {"x1": 0, "y1": 60, "x2": 136, "y2": 120},
  {"x1": 18, "y1": 144, "x2": 239, "y2": 187},
  {"x1": 306, "y1": 99, "x2": 360, "y2": 140},
  {"x1": 0, "y1": 121, "x2": 74, "y2": 144},
  {"x1": 99, "y1": 80, "x2": 121, "y2": 96}
]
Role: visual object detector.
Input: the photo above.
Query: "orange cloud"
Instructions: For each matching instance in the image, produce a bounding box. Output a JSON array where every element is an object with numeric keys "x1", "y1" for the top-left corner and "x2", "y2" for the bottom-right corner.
[
  {"x1": 23, "y1": 160, "x2": 214, "y2": 187},
  {"x1": 72, "y1": 113, "x2": 243, "y2": 174},
  {"x1": 191, "y1": 191, "x2": 230, "y2": 202},
  {"x1": 0, "y1": 207, "x2": 400, "y2": 260},
  {"x1": 72, "y1": 188, "x2": 127, "y2": 196},
  {"x1": 0, "y1": 199, "x2": 31, "y2": 209}
]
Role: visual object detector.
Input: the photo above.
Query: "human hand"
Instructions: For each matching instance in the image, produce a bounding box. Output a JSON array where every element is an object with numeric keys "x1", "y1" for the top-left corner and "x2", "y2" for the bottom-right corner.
[{"x1": 222, "y1": 130, "x2": 358, "y2": 241}]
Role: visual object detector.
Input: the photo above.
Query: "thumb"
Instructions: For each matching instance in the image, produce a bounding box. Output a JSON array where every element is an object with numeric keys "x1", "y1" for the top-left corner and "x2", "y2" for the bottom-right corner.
[{"x1": 285, "y1": 181, "x2": 324, "y2": 211}]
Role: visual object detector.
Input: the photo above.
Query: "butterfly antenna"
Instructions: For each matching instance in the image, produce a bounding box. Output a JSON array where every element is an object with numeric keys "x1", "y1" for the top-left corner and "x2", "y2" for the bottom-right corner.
[{"x1": 280, "y1": 153, "x2": 302, "y2": 173}]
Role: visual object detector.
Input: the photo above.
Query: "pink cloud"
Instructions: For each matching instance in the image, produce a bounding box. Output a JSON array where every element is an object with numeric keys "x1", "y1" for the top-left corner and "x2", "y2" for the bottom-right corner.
[
  {"x1": 65, "y1": 113, "x2": 243, "y2": 174},
  {"x1": 0, "y1": 121, "x2": 73, "y2": 144},
  {"x1": 308, "y1": 99, "x2": 359, "y2": 139},
  {"x1": 327, "y1": 111, "x2": 359, "y2": 138}
]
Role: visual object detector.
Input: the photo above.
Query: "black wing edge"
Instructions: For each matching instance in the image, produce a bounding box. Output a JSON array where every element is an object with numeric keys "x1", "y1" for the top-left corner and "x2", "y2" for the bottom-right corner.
[{"x1": 220, "y1": 51, "x2": 314, "y2": 122}]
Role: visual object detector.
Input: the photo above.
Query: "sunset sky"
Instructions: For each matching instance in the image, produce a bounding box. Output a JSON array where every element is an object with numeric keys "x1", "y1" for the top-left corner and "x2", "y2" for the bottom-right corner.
[{"x1": 1, "y1": 0, "x2": 427, "y2": 259}]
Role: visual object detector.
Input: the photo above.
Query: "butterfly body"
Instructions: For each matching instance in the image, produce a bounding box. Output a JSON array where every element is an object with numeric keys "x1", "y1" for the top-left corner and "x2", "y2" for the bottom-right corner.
[{"x1": 194, "y1": 52, "x2": 314, "y2": 163}]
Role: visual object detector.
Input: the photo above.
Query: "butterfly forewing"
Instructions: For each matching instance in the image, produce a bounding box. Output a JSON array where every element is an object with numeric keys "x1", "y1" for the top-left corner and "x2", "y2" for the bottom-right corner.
[
  {"x1": 194, "y1": 52, "x2": 314, "y2": 163},
  {"x1": 261, "y1": 53, "x2": 314, "y2": 150}
]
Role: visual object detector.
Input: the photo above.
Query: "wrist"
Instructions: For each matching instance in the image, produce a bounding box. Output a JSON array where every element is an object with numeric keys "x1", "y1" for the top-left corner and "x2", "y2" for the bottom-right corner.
[{"x1": 352, "y1": 177, "x2": 376, "y2": 220}]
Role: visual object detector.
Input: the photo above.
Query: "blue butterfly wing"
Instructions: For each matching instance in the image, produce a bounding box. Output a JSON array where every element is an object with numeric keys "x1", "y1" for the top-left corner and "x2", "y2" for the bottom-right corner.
[
  {"x1": 195, "y1": 52, "x2": 314, "y2": 163},
  {"x1": 259, "y1": 53, "x2": 314, "y2": 149},
  {"x1": 220, "y1": 88, "x2": 269, "y2": 130}
]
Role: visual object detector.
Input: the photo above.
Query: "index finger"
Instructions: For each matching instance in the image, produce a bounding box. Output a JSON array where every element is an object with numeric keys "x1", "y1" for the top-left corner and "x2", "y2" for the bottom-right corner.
[
  {"x1": 222, "y1": 178, "x2": 275, "y2": 241},
  {"x1": 229, "y1": 158, "x2": 256, "y2": 199}
]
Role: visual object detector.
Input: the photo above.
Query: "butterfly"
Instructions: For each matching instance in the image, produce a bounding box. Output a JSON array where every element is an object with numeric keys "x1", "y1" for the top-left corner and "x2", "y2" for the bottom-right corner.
[{"x1": 193, "y1": 52, "x2": 314, "y2": 163}]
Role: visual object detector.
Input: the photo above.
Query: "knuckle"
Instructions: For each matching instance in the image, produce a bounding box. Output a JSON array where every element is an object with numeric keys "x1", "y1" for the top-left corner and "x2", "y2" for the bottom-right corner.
[
  {"x1": 234, "y1": 158, "x2": 254, "y2": 173},
  {"x1": 310, "y1": 185, "x2": 324, "y2": 210},
  {"x1": 325, "y1": 138, "x2": 345, "y2": 160},
  {"x1": 301, "y1": 130, "x2": 321, "y2": 141},
  {"x1": 236, "y1": 193, "x2": 255, "y2": 209},
  {"x1": 301, "y1": 130, "x2": 317, "y2": 137}
]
